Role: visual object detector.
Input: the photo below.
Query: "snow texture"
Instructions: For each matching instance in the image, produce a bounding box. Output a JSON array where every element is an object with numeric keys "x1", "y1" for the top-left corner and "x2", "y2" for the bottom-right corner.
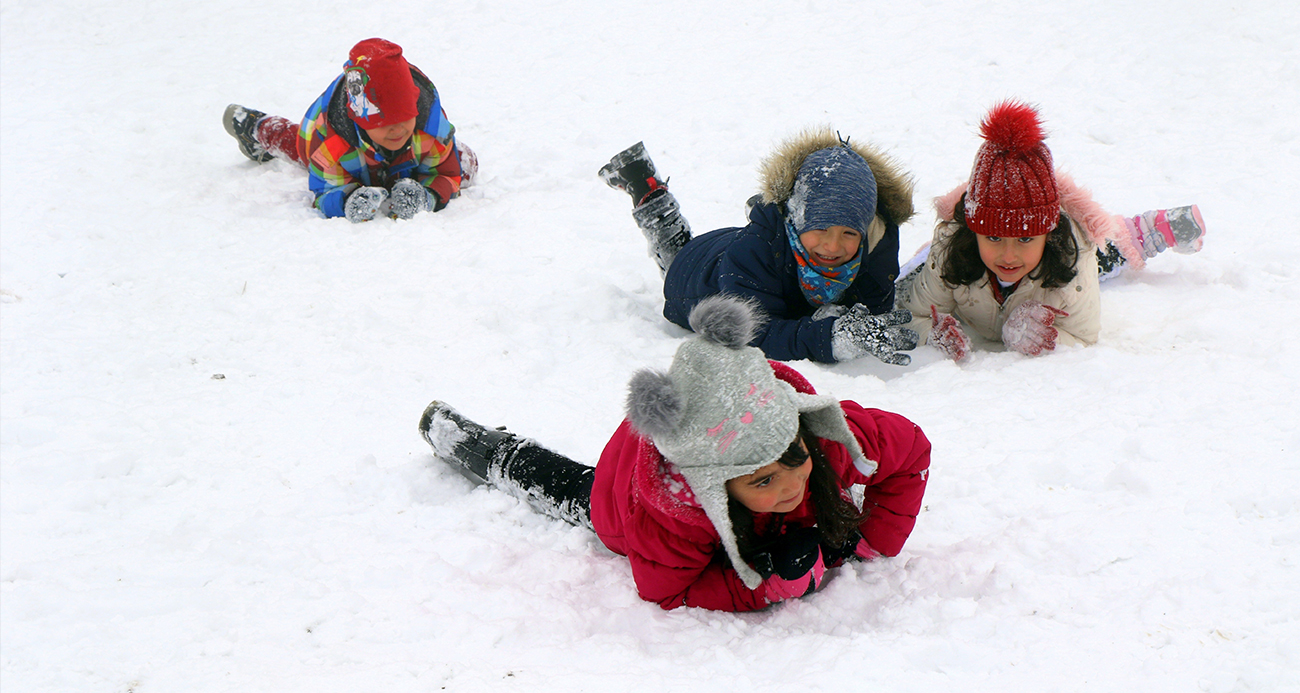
[{"x1": 2, "y1": 1, "x2": 1299, "y2": 692}]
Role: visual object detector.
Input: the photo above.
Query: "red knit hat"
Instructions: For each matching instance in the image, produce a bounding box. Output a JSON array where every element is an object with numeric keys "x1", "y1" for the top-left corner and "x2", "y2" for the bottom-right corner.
[
  {"x1": 342, "y1": 38, "x2": 419, "y2": 129},
  {"x1": 964, "y1": 100, "x2": 1060, "y2": 237}
]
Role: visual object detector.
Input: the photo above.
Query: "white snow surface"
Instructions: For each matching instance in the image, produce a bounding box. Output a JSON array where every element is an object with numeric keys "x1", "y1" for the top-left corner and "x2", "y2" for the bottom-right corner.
[{"x1": 2, "y1": 1, "x2": 1299, "y2": 691}]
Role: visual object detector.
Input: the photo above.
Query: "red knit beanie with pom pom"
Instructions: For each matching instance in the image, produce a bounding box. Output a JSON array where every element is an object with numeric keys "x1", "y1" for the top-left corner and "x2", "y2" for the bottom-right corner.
[
  {"x1": 964, "y1": 100, "x2": 1060, "y2": 238},
  {"x1": 342, "y1": 38, "x2": 419, "y2": 129}
]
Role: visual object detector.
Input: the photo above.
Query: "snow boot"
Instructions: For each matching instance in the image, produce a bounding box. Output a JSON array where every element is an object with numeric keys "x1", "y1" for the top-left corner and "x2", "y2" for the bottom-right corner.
[
  {"x1": 599, "y1": 141, "x2": 666, "y2": 206},
  {"x1": 1126, "y1": 205, "x2": 1206, "y2": 260},
  {"x1": 222, "y1": 104, "x2": 274, "y2": 163},
  {"x1": 600, "y1": 142, "x2": 693, "y2": 274},
  {"x1": 419, "y1": 400, "x2": 520, "y2": 485},
  {"x1": 418, "y1": 400, "x2": 595, "y2": 528},
  {"x1": 632, "y1": 190, "x2": 693, "y2": 275}
]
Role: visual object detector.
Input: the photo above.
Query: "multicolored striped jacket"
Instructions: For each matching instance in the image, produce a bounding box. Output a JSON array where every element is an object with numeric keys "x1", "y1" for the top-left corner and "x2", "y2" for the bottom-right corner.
[{"x1": 298, "y1": 66, "x2": 461, "y2": 218}]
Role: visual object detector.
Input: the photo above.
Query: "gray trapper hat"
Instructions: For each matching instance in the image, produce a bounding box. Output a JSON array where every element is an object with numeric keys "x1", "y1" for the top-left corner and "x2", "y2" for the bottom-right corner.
[{"x1": 625, "y1": 295, "x2": 874, "y2": 589}]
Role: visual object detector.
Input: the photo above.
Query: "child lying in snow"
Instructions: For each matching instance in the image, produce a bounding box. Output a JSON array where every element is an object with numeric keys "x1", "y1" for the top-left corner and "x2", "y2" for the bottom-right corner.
[
  {"x1": 222, "y1": 38, "x2": 476, "y2": 223},
  {"x1": 599, "y1": 129, "x2": 919, "y2": 366},
  {"x1": 897, "y1": 100, "x2": 1207, "y2": 359},
  {"x1": 419, "y1": 296, "x2": 930, "y2": 612}
]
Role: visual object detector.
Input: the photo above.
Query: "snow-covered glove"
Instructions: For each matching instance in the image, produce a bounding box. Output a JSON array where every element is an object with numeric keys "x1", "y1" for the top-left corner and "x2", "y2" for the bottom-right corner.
[
  {"x1": 830, "y1": 306, "x2": 918, "y2": 365},
  {"x1": 929, "y1": 305, "x2": 971, "y2": 362},
  {"x1": 344, "y1": 186, "x2": 390, "y2": 223},
  {"x1": 389, "y1": 178, "x2": 431, "y2": 220},
  {"x1": 753, "y1": 527, "x2": 827, "y2": 603},
  {"x1": 812, "y1": 304, "x2": 849, "y2": 321},
  {"x1": 1002, "y1": 300, "x2": 1069, "y2": 356}
]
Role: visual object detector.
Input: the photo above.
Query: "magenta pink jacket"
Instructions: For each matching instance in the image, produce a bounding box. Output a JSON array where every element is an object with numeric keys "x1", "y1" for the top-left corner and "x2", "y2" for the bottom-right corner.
[{"x1": 589, "y1": 361, "x2": 931, "y2": 612}]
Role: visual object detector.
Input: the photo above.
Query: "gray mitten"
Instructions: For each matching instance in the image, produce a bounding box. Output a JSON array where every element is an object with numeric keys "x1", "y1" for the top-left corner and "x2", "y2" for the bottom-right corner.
[
  {"x1": 389, "y1": 178, "x2": 431, "y2": 220},
  {"x1": 345, "y1": 186, "x2": 389, "y2": 223},
  {"x1": 830, "y1": 306, "x2": 918, "y2": 365}
]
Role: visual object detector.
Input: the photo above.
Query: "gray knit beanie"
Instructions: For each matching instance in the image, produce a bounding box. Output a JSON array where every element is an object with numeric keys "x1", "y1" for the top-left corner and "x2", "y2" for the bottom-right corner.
[
  {"x1": 625, "y1": 295, "x2": 870, "y2": 589},
  {"x1": 786, "y1": 145, "x2": 878, "y2": 236}
]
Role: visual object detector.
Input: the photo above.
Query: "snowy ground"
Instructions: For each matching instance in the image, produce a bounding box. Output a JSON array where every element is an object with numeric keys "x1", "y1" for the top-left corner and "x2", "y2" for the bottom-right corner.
[{"x1": 3, "y1": 1, "x2": 1298, "y2": 691}]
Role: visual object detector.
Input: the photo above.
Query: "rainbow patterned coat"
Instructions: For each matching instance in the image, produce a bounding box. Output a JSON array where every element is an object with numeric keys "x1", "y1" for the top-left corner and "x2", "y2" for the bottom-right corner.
[{"x1": 298, "y1": 66, "x2": 461, "y2": 218}]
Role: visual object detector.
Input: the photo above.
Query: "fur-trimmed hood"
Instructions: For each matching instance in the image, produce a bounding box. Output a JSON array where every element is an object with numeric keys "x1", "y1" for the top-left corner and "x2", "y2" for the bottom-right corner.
[{"x1": 757, "y1": 126, "x2": 915, "y2": 228}]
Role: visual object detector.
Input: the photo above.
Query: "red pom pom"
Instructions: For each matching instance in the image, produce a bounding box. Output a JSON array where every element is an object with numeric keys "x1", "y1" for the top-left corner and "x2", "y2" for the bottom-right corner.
[{"x1": 979, "y1": 100, "x2": 1046, "y2": 155}]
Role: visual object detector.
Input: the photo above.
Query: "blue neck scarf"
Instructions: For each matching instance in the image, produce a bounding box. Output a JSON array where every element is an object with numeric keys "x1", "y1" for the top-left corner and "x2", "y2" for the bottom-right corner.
[{"x1": 785, "y1": 220, "x2": 863, "y2": 306}]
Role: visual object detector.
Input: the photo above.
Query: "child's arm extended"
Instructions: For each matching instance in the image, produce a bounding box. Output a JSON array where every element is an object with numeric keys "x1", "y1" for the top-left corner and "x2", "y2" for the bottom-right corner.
[
  {"x1": 898, "y1": 235, "x2": 960, "y2": 345},
  {"x1": 623, "y1": 521, "x2": 776, "y2": 612},
  {"x1": 839, "y1": 402, "x2": 931, "y2": 556}
]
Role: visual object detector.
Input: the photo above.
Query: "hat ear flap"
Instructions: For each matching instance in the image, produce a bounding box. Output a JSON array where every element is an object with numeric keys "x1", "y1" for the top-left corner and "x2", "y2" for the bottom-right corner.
[
  {"x1": 794, "y1": 394, "x2": 878, "y2": 477},
  {"x1": 626, "y1": 369, "x2": 683, "y2": 439}
]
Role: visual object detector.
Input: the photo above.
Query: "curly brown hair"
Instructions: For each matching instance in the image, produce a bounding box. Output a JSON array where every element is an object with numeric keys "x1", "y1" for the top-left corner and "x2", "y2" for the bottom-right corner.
[{"x1": 940, "y1": 193, "x2": 1079, "y2": 289}]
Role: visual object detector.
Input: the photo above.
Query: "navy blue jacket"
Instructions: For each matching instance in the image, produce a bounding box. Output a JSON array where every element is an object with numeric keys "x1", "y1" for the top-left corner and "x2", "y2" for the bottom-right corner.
[{"x1": 663, "y1": 202, "x2": 901, "y2": 363}]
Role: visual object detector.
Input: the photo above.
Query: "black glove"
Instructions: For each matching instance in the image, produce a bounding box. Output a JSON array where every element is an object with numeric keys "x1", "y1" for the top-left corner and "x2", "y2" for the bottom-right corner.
[
  {"x1": 751, "y1": 526, "x2": 827, "y2": 601},
  {"x1": 830, "y1": 306, "x2": 918, "y2": 365},
  {"x1": 751, "y1": 526, "x2": 824, "y2": 580},
  {"x1": 819, "y1": 529, "x2": 865, "y2": 565}
]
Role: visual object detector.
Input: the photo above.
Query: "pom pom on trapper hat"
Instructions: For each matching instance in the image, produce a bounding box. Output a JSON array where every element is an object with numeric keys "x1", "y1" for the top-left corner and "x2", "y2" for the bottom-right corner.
[
  {"x1": 342, "y1": 38, "x2": 419, "y2": 129},
  {"x1": 963, "y1": 100, "x2": 1060, "y2": 238},
  {"x1": 624, "y1": 295, "x2": 871, "y2": 589}
]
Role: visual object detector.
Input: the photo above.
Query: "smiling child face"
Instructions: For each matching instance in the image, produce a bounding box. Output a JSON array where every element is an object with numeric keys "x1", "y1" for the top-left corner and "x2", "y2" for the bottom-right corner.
[
  {"x1": 975, "y1": 233, "x2": 1048, "y2": 284},
  {"x1": 798, "y1": 225, "x2": 862, "y2": 268},
  {"x1": 364, "y1": 117, "x2": 417, "y2": 151}
]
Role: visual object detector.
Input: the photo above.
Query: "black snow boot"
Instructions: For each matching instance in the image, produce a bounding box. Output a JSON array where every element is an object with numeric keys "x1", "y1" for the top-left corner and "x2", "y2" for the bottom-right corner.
[
  {"x1": 600, "y1": 142, "x2": 693, "y2": 274},
  {"x1": 419, "y1": 400, "x2": 595, "y2": 528},
  {"x1": 599, "y1": 141, "x2": 667, "y2": 207},
  {"x1": 632, "y1": 191, "x2": 692, "y2": 275},
  {"x1": 419, "y1": 400, "x2": 521, "y2": 485},
  {"x1": 222, "y1": 104, "x2": 274, "y2": 163}
]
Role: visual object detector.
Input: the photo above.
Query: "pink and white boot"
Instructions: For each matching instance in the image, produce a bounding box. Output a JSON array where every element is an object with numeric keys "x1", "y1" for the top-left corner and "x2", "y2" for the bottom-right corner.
[{"x1": 1125, "y1": 205, "x2": 1207, "y2": 260}]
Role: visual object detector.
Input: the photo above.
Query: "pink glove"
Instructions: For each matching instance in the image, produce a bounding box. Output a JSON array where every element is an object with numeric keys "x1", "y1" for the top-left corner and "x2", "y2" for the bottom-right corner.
[
  {"x1": 929, "y1": 305, "x2": 971, "y2": 362},
  {"x1": 1001, "y1": 301, "x2": 1069, "y2": 356},
  {"x1": 756, "y1": 527, "x2": 828, "y2": 603}
]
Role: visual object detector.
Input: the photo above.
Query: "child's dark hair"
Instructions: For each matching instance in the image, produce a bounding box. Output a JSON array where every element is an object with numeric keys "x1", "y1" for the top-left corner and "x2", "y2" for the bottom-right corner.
[
  {"x1": 940, "y1": 192, "x2": 1079, "y2": 289},
  {"x1": 728, "y1": 420, "x2": 865, "y2": 560}
]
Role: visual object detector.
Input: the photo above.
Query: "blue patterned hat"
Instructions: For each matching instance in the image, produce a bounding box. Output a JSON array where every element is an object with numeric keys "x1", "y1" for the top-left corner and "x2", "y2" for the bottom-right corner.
[{"x1": 786, "y1": 146, "x2": 878, "y2": 236}]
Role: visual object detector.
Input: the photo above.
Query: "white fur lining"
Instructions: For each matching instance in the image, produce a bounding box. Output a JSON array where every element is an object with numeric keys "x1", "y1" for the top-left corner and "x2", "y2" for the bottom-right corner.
[{"x1": 853, "y1": 455, "x2": 879, "y2": 478}]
